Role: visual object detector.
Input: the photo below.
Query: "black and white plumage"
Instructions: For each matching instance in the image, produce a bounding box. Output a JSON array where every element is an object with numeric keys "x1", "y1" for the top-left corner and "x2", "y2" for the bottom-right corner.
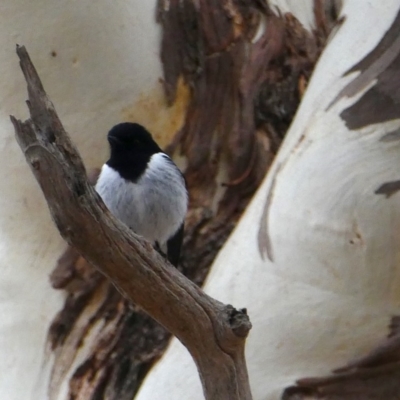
[{"x1": 95, "y1": 122, "x2": 188, "y2": 266}]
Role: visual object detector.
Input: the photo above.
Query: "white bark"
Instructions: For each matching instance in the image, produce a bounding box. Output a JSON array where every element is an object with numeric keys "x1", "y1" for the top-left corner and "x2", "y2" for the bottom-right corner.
[
  {"x1": 136, "y1": 1, "x2": 400, "y2": 399},
  {"x1": 0, "y1": 1, "x2": 166, "y2": 399}
]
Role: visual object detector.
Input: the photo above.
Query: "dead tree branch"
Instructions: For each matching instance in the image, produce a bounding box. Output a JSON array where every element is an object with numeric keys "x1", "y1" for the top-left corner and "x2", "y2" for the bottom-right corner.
[{"x1": 10, "y1": 45, "x2": 252, "y2": 400}]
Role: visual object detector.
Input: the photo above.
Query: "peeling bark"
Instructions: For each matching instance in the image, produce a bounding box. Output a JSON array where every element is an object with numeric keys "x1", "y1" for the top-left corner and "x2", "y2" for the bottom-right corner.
[
  {"x1": 332, "y1": 10, "x2": 400, "y2": 128},
  {"x1": 282, "y1": 316, "x2": 400, "y2": 400},
  {"x1": 49, "y1": 251, "x2": 172, "y2": 400},
  {"x1": 375, "y1": 180, "x2": 400, "y2": 198}
]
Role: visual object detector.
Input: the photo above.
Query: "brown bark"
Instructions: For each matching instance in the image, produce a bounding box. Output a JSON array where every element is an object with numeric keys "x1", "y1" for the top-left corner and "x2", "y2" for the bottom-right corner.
[
  {"x1": 282, "y1": 317, "x2": 400, "y2": 400},
  {"x1": 11, "y1": 45, "x2": 252, "y2": 400}
]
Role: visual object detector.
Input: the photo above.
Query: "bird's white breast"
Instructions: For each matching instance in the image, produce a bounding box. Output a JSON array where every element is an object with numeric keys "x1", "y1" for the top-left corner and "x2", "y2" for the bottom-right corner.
[{"x1": 95, "y1": 153, "x2": 188, "y2": 245}]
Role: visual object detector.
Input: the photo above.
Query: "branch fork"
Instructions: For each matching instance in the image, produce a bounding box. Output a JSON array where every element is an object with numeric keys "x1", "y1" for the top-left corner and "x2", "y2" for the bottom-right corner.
[{"x1": 11, "y1": 45, "x2": 252, "y2": 400}]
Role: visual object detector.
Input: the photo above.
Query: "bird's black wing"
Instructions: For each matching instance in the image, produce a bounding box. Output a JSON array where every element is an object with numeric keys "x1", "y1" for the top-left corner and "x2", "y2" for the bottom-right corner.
[{"x1": 167, "y1": 223, "x2": 184, "y2": 267}]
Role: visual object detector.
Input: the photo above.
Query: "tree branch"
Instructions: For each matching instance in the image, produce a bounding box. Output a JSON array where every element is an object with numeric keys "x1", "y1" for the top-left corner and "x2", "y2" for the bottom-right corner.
[{"x1": 10, "y1": 45, "x2": 252, "y2": 400}]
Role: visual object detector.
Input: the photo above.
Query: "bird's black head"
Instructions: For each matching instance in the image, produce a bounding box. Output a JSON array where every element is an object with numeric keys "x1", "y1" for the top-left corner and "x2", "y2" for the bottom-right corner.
[
  {"x1": 106, "y1": 122, "x2": 162, "y2": 181},
  {"x1": 107, "y1": 123, "x2": 161, "y2": 154}
]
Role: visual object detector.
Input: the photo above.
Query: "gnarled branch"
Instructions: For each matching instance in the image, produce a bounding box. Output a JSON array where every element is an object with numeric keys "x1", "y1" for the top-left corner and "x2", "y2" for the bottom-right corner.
[{"x1": 10, "y1": 45, "x2": 252, "y2": 400}]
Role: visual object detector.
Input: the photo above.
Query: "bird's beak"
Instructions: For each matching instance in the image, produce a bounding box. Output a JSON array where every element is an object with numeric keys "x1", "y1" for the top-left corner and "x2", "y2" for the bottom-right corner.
[{"x1": 108, "y1": 135, "x2": 121, "y2": 145}]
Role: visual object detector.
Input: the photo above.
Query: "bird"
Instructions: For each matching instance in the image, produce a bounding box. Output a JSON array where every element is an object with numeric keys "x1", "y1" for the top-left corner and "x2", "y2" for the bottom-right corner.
[{"x1": 95, "y1": 122, "x2": 188, "y2": 266}]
